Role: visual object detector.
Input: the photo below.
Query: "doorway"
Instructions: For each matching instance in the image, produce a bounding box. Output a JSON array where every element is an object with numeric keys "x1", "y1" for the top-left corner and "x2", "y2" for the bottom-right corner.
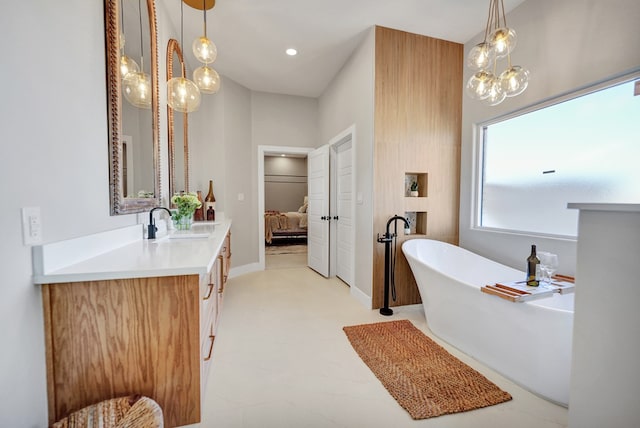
[
  {"x1": 257, "y1": 124, "x2": 355, "y2": 283},
  {"x1": 258, "y1": 145, "x2": 314, "y2": 271}
]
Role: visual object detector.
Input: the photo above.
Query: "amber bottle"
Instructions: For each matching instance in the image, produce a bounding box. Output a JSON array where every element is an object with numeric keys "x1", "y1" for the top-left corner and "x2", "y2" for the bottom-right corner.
[
  {"x1": 205, "y1": 180, "x2": 216, "y2": 221},
  {"x1": 194, "y1": 191, "x2": 204, "y2": 221}
]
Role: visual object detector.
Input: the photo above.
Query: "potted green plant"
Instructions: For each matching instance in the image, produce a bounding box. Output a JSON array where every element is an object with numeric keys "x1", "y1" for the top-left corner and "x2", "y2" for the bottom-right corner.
[
  {"x1": 170, "y1": 192, "x2": 202, "y2": 230},
  {"x1": 410, "y1": 181, "x2": 419, "y2": 197}
]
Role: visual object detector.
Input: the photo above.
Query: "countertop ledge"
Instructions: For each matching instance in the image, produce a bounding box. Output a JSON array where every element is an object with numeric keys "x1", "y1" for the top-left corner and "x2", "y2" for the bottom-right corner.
[{"x1": 33, "y1": 220, "x2": 232, "y2": 285}]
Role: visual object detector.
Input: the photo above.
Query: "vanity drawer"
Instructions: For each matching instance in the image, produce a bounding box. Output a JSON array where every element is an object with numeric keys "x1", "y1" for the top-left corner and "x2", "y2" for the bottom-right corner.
[
  {"x1": 200, "y1": 258, "x2": 222, "y2": 337},
  {"x1": 200, "y1": 315, "x2": 216, "y2": 401}
]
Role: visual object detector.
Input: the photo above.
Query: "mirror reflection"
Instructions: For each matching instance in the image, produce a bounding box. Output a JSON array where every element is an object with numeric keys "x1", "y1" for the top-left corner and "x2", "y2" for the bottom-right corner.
[
  {"x1": 167, "y1": 39, "x2": 190, "y2": 199},
  {"x1": 106, "y1": 0, "x2": 160, "y2": 214}
]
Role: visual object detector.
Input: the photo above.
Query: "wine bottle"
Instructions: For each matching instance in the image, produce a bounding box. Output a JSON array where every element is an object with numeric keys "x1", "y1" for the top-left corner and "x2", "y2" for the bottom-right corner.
[
  {"x1": 526, "y1": 245, "x2": 540, "y2": 287},
  {"x1": 205, "y1": 181, "x2": 216, "y2": 221}
]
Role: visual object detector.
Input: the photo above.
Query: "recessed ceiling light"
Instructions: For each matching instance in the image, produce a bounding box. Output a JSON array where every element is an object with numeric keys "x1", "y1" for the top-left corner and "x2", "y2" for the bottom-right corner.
[
  {"x1": 281, "y1": 154, "x2": 286, "y2": 157},
  {"x1": 285, "y1": 48, "x2": 298, "y2": 56}
]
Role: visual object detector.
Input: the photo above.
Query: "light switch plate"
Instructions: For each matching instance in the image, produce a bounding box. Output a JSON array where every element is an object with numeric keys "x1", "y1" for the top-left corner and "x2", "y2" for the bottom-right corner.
[{"x1": 22, "y1": 206, "x2": 42, "y2": 245}]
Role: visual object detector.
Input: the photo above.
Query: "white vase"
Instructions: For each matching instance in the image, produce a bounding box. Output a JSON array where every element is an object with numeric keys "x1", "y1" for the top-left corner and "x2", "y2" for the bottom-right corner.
[{"x1": 410, "y1": 191, "x2": 419, "y2": 197}]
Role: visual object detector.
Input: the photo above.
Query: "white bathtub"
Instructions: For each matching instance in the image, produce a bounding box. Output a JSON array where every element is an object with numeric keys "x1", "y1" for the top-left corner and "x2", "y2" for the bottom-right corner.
[{"x1": 402, "y1": 239, "x2": 574, "y2": 406}]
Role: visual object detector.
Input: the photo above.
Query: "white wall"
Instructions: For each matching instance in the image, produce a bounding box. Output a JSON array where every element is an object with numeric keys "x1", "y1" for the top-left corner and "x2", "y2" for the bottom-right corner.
[
  {"x1": 221, "y1": 78, "x2": 255, "y2": 267},
  {"x1": 318, "y1": 27, "x2": 375, "y2": 303},
  {"x1": 251, "y1": 92, "x2": 318, "y2": 149},
  {"x1": 460, "y1": 0, "x2": 640, "y2": 275},
  {"x1": 0, "y1": 1, "x2": 141, "y2": 425},
  {"x1": 264, "y1": 156, "x2": 308, "y2": 212}
]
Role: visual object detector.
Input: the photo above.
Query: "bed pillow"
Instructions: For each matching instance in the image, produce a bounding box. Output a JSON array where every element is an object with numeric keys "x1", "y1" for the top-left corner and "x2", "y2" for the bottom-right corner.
[{"x1": 298, "y1": 203, "x2": 308, "y2": 213}]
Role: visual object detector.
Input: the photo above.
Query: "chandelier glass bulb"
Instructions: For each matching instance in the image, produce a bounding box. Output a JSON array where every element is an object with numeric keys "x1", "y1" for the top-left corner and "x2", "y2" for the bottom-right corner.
[
  {"x1": 466, "y1": 42, "x2": 496, "y2": 71},
  {"x1": 466, "y1": 71, "x2": 494, "y2": 100},
  {"x1": 489, "y1": 27, "x2": 517, "y2": 58},
  {"x1": 193, "y1": 65, "x2": 221, "y2": 94},
  {"x1": 193, "y1": 36, "x2": 217, "y2": 64},
  {"x1": 167, "y1": 77, "x2": 201, "y2": 113},
  {"x1": 123, "y1": 71, "x2": 152, "y2": 109},
  {"x1": 499, "y1": 65, "x2": 530, "y2": 97},
  {"x1": 484, "y1": 77, "x2": 507, "y2": 106},
  {"x1": 120, "y1": 55, "x2": 140, "y2": 79}
]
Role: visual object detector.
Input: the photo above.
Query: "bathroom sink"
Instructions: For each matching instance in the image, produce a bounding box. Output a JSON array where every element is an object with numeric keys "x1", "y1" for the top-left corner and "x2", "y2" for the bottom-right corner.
[
  {"x1": 168, "y1": 230, "x2": 210, "y2": 239},
  {"x1": 151, "y1": 222, "x2": 217, "y2": 242}
]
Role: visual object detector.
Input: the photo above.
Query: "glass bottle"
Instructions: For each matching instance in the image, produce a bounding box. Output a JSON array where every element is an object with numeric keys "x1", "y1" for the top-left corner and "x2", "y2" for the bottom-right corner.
[
  {"x1": 194, "y1": 190, "x2": 204, "y2": 221},
  {"x1": 526, "y1": 245, "x2": 540, "y2": 286},
  {"x1": 205, "y1": 180, "x2": 216, "y2": 221}
]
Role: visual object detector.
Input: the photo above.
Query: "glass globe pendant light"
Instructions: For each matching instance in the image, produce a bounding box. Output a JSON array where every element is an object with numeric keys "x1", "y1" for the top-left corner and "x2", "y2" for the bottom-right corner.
[
  {"x1": 192, "y1": 0, "x2": 217, "y2": 64},
  {"x1": 167, "y1": 0, "x2": 201, "y2": 113},
  {"x1": 489, "y1": 27, "x2": 517, "y2": 58},
  {"x1": 120, "y1": 54, "x2": 139, "y2": 79},
  {"x1": 193, "y1": 64, "x2": 221, "y2": 94},
  {"x1": 484, "y1": 77, "x2": 507, "y2": 106},
  {"x1": 466, "y1": 42, "x2": 495, "y2": 71},
  {"x1": 193, "y1": 37, "x2": 217, "y2": 64},
  {"x1": 191, "y1": 0, "x2": 221, "y2": 94},
  {"x1": 167, "y1": 77, "x2": 201, "y2": 112},
  {"x1": 123, "y1": 71, "x2": 152, "y2": 108},
  {"x1": 466, "y1": 70, "x2": 494, "y2": 100},
  {"x1": 123, "y1": 0, "x2": 151, "y2": 109},
  {"x1": 499, "y1": 65, "x2": 530, "y2": 97}
]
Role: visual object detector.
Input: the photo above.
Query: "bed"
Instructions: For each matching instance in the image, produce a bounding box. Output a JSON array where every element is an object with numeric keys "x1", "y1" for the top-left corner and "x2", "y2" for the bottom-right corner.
[{"x1": 264, "y1": 210, "x2": 308, "y2": 244}]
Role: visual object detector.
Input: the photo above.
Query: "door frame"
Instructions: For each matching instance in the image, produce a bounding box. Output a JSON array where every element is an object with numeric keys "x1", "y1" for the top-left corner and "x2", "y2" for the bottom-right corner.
[
  {"x1": 257, "y1": 145, "x2": 314, "y2": 271},
  {"x1": 328, "y1": 125, "x2": 356, "y2": 285}
]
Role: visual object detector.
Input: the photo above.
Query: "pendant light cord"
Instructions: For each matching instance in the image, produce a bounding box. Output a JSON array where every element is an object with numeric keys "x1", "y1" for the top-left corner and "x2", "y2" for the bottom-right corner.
[
  {"x1": 138, "y1": 0, "x2": 144, "y2": 71},
  {"x1": 180, "y1": 0, "x2": 184, "y2": 51},
  {"x1": 202, "y1": 0, "x2": 207, "y2": 37},
  {"x1": 120, "y1": 0, "x2": 125, "y2": 52}
]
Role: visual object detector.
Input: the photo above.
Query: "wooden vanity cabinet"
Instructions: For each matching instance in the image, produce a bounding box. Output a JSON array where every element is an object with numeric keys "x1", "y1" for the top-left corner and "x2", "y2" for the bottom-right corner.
[{"x1": 42, "y1": 231, "x2": 231, "y2": 427}]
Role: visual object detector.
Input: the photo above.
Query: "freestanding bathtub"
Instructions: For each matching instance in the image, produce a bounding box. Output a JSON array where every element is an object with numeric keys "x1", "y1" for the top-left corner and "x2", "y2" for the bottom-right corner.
[{"x1": 402, "y1": 239, "x2": 574, "y2": 406}]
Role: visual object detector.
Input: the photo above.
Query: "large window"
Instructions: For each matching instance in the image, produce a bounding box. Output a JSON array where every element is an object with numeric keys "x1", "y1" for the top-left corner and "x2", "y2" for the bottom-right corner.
[{"x1": 478, "y1": 76, "x2": 640, "y2": 238}]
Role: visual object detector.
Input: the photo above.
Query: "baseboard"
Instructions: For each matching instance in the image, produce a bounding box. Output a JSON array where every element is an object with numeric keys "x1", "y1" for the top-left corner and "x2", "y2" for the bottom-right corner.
[
  {"x1": 229, "y1": 262, "x2": 262, "y2": 279},
  {"x1": 350, "y1": 285, "x2": 372, "y2": 309}
]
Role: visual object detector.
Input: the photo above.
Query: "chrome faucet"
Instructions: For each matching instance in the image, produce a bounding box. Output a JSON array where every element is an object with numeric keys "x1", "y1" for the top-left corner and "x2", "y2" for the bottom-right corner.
[{"x1": 147, "y1": 207, "x2": 172, "y2": 239}]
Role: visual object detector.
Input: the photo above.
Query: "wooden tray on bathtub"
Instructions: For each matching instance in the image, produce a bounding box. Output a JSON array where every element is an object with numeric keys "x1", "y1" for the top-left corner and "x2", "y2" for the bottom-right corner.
[{"x1": 481, "y1": 276, "x2": 575, "y2": 302}]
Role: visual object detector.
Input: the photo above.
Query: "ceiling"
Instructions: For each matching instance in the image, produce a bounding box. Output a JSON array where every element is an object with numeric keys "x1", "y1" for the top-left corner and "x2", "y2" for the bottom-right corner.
[{"x1": 158, "y1": 0, "x2": 527, "y2": 98}]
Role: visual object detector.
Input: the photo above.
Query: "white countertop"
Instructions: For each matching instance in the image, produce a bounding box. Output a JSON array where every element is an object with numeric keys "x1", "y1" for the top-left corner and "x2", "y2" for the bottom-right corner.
[{"x1": 33, "y1": 220, "x2": 232, "y2": 284}]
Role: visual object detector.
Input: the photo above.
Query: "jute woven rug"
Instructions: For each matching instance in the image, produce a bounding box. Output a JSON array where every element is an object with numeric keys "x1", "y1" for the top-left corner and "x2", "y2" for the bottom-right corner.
[{"x1": 343, "y1": 319, "x2": 512, "y2": 419}]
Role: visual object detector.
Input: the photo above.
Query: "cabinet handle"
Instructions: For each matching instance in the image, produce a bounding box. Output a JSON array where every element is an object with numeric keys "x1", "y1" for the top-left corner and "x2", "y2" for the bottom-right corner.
[
  {"x1": 218, "y1": 255, "x2": 225, "y2": 293},
  {"x1": 203, "y1": 282, "x2": 214, "y2": 300},
  {"x1": 203, "y1": 334, "x2": 215, "y2": 361}
]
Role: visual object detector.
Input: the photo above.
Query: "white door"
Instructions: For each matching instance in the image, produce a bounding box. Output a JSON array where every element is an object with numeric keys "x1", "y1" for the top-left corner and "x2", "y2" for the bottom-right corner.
[
  {"x1": 335, "y1": 139, "x2": 354, "y2": 286},
  {"x1": 307, "y1": 145, "x2": 330, "y2": 276}
]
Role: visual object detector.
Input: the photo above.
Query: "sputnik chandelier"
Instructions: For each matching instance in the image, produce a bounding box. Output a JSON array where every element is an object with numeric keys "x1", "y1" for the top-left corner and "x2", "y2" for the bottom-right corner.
[{"x1": 466, "y1": 0, "x2": 529, "y2": 106}]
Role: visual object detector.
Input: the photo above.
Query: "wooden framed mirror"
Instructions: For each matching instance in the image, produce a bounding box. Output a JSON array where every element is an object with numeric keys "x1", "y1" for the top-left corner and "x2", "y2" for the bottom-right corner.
[
  {"x1": 167, "y1": 39, "x2": 190, "y2": 199},
  {"x1": 105, "y1": 0, "x2": 161, "y2": 214}
]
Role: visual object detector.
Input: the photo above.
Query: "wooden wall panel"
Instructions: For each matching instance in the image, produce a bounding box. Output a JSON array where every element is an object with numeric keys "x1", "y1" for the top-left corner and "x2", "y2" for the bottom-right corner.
[{"x1": 372, "y1": 26, "x2": 462, "y2": 309}]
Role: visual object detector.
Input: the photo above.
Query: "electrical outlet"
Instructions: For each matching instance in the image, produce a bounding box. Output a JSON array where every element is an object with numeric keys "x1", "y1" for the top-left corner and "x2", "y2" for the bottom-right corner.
[{"x1": 22, "y1": 207, "x2": 42, "y2": 245}]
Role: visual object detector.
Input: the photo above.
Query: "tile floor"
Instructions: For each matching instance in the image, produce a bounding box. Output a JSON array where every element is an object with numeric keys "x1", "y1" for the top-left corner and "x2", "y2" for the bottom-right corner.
[{"x1": 194, "y1": 255, "x2": 568, "y2": 428}]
